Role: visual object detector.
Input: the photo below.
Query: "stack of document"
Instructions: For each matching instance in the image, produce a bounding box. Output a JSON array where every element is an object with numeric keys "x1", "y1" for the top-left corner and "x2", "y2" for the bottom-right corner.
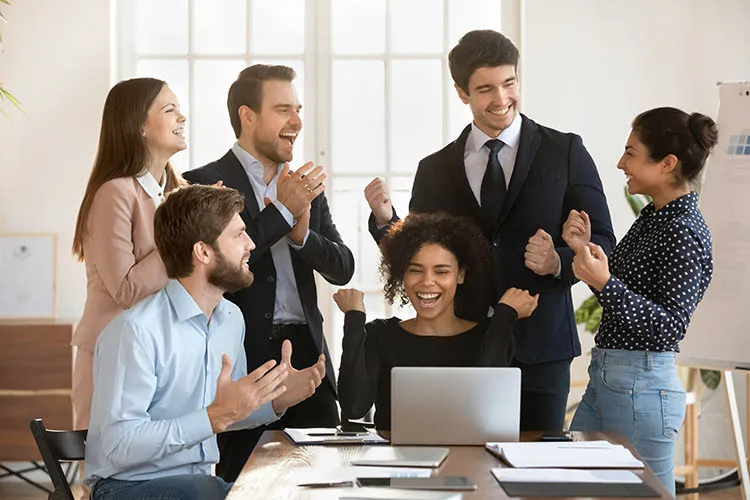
[
  {"x1": 284, "y1": 427, "x2": 389, "y2": 445},
  {"x1": 491, "y1": 468, "x2": 642, "y2": 484},
  {"x1": 485, "y1": 441, "x2": 644, "y2": 468}
]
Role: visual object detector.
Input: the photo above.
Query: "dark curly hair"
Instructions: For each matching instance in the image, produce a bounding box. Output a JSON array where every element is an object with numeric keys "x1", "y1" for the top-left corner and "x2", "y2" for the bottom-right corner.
[{"x1": 379, "y1": 213, "x2": 492, "y2": 318}]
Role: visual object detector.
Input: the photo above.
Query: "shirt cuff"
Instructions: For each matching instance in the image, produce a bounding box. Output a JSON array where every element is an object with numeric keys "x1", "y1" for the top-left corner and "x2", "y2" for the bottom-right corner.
[
  {"x1": 272, "y1": 199, "x2": 295, "y2": 228},
  {"x1": 596, "y1": 274, "x2": 626, "y2": 307},
  {"x1": 228, "y1": 401, "x2": 280, "y2": 431},
  {"x1": 180, "y1": 408, "x2": 215, "y2": 447},
  {"x1": 553, "y1": 251, "x2": 562, "y2": 278},
  {"x1": 288, "y1": 229, "x2": 310, "y2": 249},
  {"x1": 256, "y1": 400, "x2": 281, "y2": 423}
]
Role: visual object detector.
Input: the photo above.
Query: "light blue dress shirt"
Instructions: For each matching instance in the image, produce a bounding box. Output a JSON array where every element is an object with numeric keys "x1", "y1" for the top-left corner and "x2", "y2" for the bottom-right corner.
[
  {"x1": 84, "y1": 279, "x2": 278, "y2": 486},
  {"x1": 231, "y1": 142, "x2": 308, "y2": 324}
]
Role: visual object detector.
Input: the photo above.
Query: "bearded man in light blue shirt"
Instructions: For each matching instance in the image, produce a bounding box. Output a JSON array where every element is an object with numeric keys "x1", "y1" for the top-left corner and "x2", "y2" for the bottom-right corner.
[{"x1": 85, "y1": 184, "x2": 326, "y2": 500}]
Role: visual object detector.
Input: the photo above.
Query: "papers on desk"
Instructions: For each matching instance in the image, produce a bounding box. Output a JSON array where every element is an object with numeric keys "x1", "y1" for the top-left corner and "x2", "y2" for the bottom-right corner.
[
  {"x1": 284, "y1": 427, "x2": 389, "y2": 445},
  {"x1": 485, "y1": 441, "x2": 644, "y2": 468},
  {"x1": 491, "y1": 468, "x2": 642, "y2": 484}
]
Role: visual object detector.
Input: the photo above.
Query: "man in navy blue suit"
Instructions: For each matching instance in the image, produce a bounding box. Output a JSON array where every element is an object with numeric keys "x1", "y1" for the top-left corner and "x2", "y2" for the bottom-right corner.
[
  {"x1": 366, "y1": 30, "x2": 615, "y2": 432},
  {"x1": 185, "y1": 65, "x2": 354, "y2": 481}
]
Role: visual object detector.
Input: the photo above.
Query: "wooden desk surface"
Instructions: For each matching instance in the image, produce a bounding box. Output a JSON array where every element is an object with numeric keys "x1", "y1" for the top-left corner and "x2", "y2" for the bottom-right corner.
[{"x1": 227, "y1": 431, "x2": 671, "y2": 499}]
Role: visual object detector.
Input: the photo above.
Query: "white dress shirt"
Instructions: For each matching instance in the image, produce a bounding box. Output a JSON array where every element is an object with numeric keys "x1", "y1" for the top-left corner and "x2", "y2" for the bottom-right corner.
[
  {"x1": 463, "y1": 112, "x2": 522, "y2": 204},
  {"x1": 136, "y1": 169, "x2": 166, "y2": 207}
]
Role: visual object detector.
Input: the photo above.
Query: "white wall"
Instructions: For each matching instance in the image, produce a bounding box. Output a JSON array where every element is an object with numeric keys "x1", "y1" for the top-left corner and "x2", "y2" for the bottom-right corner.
[
  {"x1": 0, "y1": 0, "x2": 110, "y2": 319},
  {"x1": 518, "y1": 0, "x2": 750, "y2": 398},
  {"x1": 0, "y1": 0, "x2": 748, "y2": 326},
  {"x1": 522, "y1": 0, "x2": 750, "y2": 243}
]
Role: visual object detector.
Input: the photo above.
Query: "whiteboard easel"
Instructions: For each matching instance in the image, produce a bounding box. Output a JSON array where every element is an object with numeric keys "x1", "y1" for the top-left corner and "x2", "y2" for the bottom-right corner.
[{"x1": 679, "y1": 81, "x2": 750, "y2": 500}]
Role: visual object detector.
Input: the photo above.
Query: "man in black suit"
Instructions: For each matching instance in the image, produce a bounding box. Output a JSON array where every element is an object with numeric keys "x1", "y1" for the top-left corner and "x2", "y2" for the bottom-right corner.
[
  {"x1": 184, "y1": 64, "x2": 354, "y2": 481},
  {"x1": 366, "y1": 30, "x2": 616, "y2": 432}
]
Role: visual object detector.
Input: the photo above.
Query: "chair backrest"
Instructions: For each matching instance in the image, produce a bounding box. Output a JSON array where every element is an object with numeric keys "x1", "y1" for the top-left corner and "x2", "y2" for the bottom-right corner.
[{"x1": 29, "y1": 418, "x2": 87, "y2": 500}]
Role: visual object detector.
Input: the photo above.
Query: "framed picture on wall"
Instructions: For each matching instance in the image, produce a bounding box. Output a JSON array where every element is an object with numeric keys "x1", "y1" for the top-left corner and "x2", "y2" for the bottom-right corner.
[{"x1": 0, "y1": 234, "x2": 57, "y2": 318}]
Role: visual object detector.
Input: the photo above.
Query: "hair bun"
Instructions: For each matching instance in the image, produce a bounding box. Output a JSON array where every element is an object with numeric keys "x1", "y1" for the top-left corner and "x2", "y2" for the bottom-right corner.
[{"x1": 688, "y1": 112, "x2": 719, "y2": 152}]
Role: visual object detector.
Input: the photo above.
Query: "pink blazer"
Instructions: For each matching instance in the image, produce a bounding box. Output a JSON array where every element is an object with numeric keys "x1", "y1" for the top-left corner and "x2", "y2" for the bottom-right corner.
[{"x1": 72, "y1": 176, "x2": 168, "y2": 351}]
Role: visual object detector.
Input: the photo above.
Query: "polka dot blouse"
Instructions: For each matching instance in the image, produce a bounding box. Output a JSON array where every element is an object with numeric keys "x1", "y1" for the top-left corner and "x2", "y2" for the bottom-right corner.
[{"x1": 595, "y1": 191, "x2": 713, "y2": 352}]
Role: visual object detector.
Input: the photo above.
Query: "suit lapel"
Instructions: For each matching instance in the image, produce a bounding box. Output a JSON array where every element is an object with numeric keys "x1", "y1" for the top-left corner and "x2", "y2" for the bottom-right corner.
[
  {"x1": 216, "y1": 150, "x2": 261, "y2": 220},
  {"x1": 452, "y1": 124, "x2": 488, "y2": 227},
  {"x1": 497, "y1": 114, "x2": 539, "y2": 226}
]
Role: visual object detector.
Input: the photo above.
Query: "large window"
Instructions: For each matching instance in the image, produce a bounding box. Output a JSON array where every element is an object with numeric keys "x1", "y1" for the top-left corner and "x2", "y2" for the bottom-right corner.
[{"x1": 117, "y1": 0, "x2": 503, "y2": 366}]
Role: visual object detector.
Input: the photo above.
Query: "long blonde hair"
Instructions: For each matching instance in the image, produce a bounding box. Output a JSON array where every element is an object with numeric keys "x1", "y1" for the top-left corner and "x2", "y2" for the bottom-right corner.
[{"x1": 72, "y1": 78, "x2": 184, "y2": 261}]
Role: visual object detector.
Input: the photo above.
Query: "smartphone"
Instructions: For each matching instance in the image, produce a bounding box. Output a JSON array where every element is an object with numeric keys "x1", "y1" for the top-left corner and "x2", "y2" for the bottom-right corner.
[
  {"x1": 539, "y1": 431, "x2": 573, "y2": 442},
  {"x1": 356, "y1": 476, "x2": 477, "y2": 491}
]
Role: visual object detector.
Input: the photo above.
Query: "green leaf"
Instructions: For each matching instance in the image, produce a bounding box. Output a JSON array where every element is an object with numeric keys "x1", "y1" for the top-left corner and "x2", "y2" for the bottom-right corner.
[
  {"x1": 584, "y1": 305, "x2": 602, "y2": 333},
  {"x1": 0, "y1": 86, "x2": 22, "y2": 116},
  {"x1": 575, "y1": 295, "x2": 602, "y2": 333},
  {"x1": 624, "y1": 187, "x2": 650, "y2": 217},
  {"x1": 700, "y1": 369, "x2": 721, "y2": 390}
]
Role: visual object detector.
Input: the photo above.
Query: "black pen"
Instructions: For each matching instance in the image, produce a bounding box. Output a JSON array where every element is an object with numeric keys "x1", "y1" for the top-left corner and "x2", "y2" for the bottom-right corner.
[
  {"x1": 307, "y1": 431, "x2": 368, "y2": 437},
  {"x1": 298, "y1": 480, "x2": 355, "y2": 488}
]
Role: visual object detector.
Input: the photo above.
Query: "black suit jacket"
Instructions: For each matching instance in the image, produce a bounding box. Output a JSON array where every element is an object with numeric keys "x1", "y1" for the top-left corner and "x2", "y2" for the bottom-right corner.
[
  {"x1": 184, "y1": 150, "x2": 355, "y2": 394},
  {"x1": 370, "y1": 115, "x2": 615, "y2": 364}
]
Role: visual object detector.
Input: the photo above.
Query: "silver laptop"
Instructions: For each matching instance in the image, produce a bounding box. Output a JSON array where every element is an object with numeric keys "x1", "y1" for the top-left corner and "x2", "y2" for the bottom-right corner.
[{"x1": 390, "y1": 366, "x2": 521, "y2": 445}]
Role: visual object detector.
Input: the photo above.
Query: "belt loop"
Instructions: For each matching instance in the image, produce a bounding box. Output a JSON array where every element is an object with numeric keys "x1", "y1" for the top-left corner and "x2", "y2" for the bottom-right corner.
[{"x1": 647, "y1": 351, "x2": 653, "y2": 371}]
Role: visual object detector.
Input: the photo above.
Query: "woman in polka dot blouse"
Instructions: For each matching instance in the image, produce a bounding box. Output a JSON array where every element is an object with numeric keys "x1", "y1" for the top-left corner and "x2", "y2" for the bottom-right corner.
[{"x1": 562, "y1": 107, "x2": 717, "y2": 496}]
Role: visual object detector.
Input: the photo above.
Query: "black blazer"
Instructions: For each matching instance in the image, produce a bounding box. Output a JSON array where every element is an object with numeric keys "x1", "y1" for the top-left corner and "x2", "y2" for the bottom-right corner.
[
  {"x1": 184, "y1": 150, "x2": 355, "y2": 394},
  {"x1": 370, "y1": 115, "x2": 616, "y2": 364}
]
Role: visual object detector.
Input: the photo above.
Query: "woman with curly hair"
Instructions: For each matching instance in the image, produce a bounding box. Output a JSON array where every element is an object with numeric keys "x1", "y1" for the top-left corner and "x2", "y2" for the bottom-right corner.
[{"x1": 334, "y1": 213, "x2": 538, "y2": 430}]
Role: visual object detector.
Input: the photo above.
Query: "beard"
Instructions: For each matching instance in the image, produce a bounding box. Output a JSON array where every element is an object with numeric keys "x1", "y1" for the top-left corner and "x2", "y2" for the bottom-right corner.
[
  {"x1": 255, "y1": 131, "x2": 292, "y2": 164},
  {"x1": 207, "y1": 249, "x2": 254, "y2": 293}
]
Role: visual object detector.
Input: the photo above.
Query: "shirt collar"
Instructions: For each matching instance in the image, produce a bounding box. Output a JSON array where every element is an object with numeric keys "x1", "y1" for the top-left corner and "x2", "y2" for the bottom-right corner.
[
  {"x1": 165, "y1": 279, "x2": 230, "y2": 324},
  {"x1": 640, "y1": 191, "x2": 698, "y2": 218},
  {"x1": 136, "y1": 169, "x2": 166, "y2": 205},
  {"x1": 232, "y1": 142, "x2": 282, "y2": 185},
  {"x1": 466, "y1": 112, "x2": 522, "y2": 153}
]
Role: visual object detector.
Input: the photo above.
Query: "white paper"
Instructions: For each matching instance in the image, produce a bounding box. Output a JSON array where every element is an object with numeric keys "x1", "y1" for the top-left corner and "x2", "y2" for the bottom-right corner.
[
  {"x1": 485, "y1": 441, "x2": 644, "y2": 469},
  {"x1": 284, "y1": 427, "x2": 389, "y2": 445},
  {"x1": 291, "y1": 466, "x2": 431, "y2": 484},
  {"x1": 491, "y1": 467, "x2": 642, "y2": 484}
]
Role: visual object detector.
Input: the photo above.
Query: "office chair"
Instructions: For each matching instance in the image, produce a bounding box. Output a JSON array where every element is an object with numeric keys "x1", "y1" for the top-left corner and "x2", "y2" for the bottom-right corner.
[{"x1": 29, "y1": 418, "x2": 87, "y2": 500}]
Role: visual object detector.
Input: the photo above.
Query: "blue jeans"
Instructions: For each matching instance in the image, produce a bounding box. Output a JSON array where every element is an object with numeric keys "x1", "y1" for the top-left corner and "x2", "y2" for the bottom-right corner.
[
  {"x1": 91, "y1": 474, "x2": 233, "y2": 500},
  {"x1": 570, "y1": 348, "x2": 685, "y2": 497}
]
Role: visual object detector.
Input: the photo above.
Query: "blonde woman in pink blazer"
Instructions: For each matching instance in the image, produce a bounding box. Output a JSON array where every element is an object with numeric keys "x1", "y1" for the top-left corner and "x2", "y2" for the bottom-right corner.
[{"x1": 71, "y1": 78, "x2": 186, "y2": 431}]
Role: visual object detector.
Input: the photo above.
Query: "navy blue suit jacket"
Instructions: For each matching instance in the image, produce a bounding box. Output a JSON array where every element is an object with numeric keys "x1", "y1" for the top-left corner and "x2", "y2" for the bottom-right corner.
[
  {"x1": 185, "y1": 151, "x2": 355, "y2": 394},
  {"x1": 370, "y1": 115, "x2": 615, "y2": 364}
]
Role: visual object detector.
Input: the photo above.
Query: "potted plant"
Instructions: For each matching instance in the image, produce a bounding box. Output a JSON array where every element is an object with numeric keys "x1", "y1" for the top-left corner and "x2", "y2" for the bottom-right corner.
[{"x1": 0, "y1": 0, "x2": 21, "y2": 116}]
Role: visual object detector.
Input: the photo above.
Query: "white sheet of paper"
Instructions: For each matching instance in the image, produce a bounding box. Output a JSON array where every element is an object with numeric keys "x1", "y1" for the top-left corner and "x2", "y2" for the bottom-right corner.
[
  {"x1": 284, "y1": 427, "x2": 389, "y2": 445},
  {"x1": 491, "y1": 467, "x2": 643, "y2": 484},
  {"x1": 485, "y1": 441, "x2": 644, "y2": 469}
]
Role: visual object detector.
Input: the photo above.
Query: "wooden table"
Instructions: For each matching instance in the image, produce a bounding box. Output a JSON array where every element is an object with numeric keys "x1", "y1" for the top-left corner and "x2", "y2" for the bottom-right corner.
[{"x1": 227, "y1": 431, "x2": 672, "y2": 499}]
